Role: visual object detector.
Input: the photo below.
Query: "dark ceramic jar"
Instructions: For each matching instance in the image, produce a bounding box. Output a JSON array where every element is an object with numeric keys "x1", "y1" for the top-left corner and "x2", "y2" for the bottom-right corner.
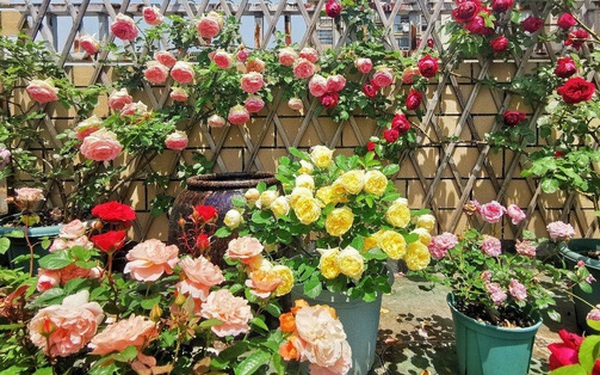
[{"x1": 168, "y1": 172, "x2": 279, "y2": 266}]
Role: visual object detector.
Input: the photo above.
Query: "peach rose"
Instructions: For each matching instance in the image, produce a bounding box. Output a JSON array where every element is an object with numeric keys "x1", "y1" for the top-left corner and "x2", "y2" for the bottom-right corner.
[
  {"x1": 29, "y1": 290, "x2": 104, "y2": 357},
  {"x1": 143, "y1": 6, "x2": 163, "y2": 26},
  {"x1": 110, "y1": 14, "x2": 138, "y2": 41},
  {"x1": 226, "y1": 236, "x2": 263, "y2": 264},
  {"x1": 80, "y1": 129, "x2": 123, "y2": 162},
  {"x1": 108, "y1": 88, "x2": 132, "y2": 110},
  {"x1": 299, "y1": 47, "x2": 319, "y2": 63},
  {"x1": 245, "y1": 269, "x2": 282, "y2": 298},
  {"x1": 240, "y1": 72, "x2": 265, "y2": 94},
  {"x1": 228, "y1": 105, "x2": 250, "y2": 125},
  {"x1": 165, "y1": 131, "x2": 188, "y2": 151},
  {"x1": 59, "y1": 219, "x2": 87, "y2": 240},
  {"x1": 201, "y1": 289, "x2": 252, "y2": 337},
  {"x1": 59, "y1": 264, "x2": 102, "y2": 285},
  {"x1": 309, "y1": 74, "x2": 328, "y2": 97},
  {"x1": 354, "y1": 57, "x2": 373, "y2": 74},
  {"x1": 36, "y1": 269, "x2": 60, "y2": 292},
  {"x1": 89, "y1": 314, "x2": 157, "y2": 355},
  {"x1": 196, "y1": 12, "x2": 223, "y2": 39},
  {"x1": 170, "y1": 87, "x2": 188, "y2": 102},
  {"x1": 154, "y1": 50, "x2": 177, "y2": 68},
  {"x1": 144, "y1": 61, "x2": 169, "y2": 84},
  {"x1": 15, "y1": 187, "x2": 44, "y2": 206},
  {"x1": 372, "y1": 67, "x2": 394, "y2": 87},
  {"x1": 288, "y1": 97, "x2": 304, "y2": 111},
  {"x1": 120, "y1": 101, "x2": 148, "y2": 117},
  {"x1": 49, "y1": 234, "x2": 93, "y2": 252},
  {"x1": 278, "y1": 47, "x2": 298, "y2": 66},
  {"x1": 402, "y1": 67, "x2": 420, "y2": 84},
  {"x1": 170, "y1": 61, "x2": 194, "y2": 84},
  {"x1": 326, "y1": 74, "x2": 346, "y2": 93},
  {"x1": 26, "y1": 79, "x2": 59, "y2": 103},
  {"x1": 245, "y1": 96, "x2": 265, "y2": 113},
  {"x1": 245, "y1": 58, "x2": 266, "y2": 73},
  {"x1": 177, "y1": 256, "x2": 224, "y2": 301},
  {"x1": 208, "y1": 114, "x2": 226, "y2": 128},
  {"x1": 74, "y1": 115, "x2": 102, "y2": 141},
  {"x1": 124, "y1": 239, "x2": 179, "y2": 282},
  {"x1": 293, "y1": 58, "x2": 316, "y2": 79},
  {"x1": 79, "y1": 35, "x2": 100, "y2": 55}
]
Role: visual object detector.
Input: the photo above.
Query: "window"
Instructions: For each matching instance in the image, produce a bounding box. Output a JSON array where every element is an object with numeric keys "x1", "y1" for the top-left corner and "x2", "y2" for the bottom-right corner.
[{"x1": 317, "y1": 29, "x2": 334, "y2": 46}]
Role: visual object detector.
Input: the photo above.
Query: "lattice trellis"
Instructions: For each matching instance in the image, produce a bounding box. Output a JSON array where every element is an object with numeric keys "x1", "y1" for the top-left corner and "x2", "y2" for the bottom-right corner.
[{"x1": 2, "y1": 0, "x2": 600, "y2": 240}]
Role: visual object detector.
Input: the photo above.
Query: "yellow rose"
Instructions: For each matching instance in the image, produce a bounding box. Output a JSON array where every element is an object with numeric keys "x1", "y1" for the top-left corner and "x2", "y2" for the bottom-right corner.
[
  {"x1": 416, "y1": 214, "x2": 436, "y2": 232},
  {"x1": 385, "y1": 201, "x2": 411, "y2": 228},
  {"x1": 316, "y1": 186, "x2": 333, "y2": 206},
  {"x1": 338, "y1": 246, "x2": 365, "y2": 279},
  {"x1": 290, "y1": 187, "x2": 313, "y2": 208},
  {"x1": 224, "y1": 209, "x2": 243, "y2": 229},
  {"x1": 257, "y1": 190, "x2": 279, "y2": 209},
  {"x1": 295, "y1": 174, "x2": 315, "y2": 191},
  {"x1": 310, "y1": 145, "x2": 334, "y2": 168},
  {"x1": 318, "y1": 248, "x2": 340, "y2": 279},
  {"x1": 363, "y1": 170, "x2": 388, "y2": 196},
  {"x1": 395, "y1": 197, "x2": 409, "y2": 205},
  {"x1": 378, "y1": 230, "x2": 407, "y2": 260},
  {"x1": 325, "y1": 207, "x2": 354, "y2": 237},
  {"x1": 364, "y1": 236, "x2": 379, "y2": 251},
  {"x1": 293, "y1": 196, "x2": 321, "y2": 225},
  {"x1": 245, "y1": 188, "x2": 260, "y2": 202},
  {"x1": 264, "y1": 243, "x2": 278, "y2": 253},
  {"x1": 330, "y1": 181, "x2": 348, "y2": 203},
  {"x1": 298, "y1": 160, "x2": 314, "y2": 175},
  {"x1": 271, "y1": 196, "x2": 290, "y2": 217},
  {"x1": 411, "y1": 227, "x2": 432, "y2": 246},
  {"x1": 337, "y1": 170, "x2": 365, "y2": 195},
  {"x1": 272, "y1": 265, "x2": 294, "y2": 296},
  {"x1": 404, "y1": 242, "x2": 431, "y2": 271}
]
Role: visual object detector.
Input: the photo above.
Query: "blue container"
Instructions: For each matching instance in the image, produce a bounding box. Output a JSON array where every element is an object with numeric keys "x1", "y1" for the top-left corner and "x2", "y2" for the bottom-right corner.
[
  {"x1": 0, "y1": 224, "x2": 62, "y2": 271},
  {"x1": 447, "y1": 294, "x2": 542, "y2": 375}
]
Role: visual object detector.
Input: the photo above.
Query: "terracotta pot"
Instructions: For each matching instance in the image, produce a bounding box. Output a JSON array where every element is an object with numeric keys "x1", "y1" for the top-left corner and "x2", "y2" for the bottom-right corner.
[{"x1": 167, "y1": 172, "x2": 279, "y2": 266}]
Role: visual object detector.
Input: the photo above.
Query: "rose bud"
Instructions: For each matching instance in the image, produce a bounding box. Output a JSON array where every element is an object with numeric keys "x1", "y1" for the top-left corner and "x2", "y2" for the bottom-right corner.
[
  {"x1": 170, "y1": 87, "x2": 188, "y2": 102},
  {"x1": 288, "y1": 98, "x2": 304, "y2": 111},
  {"x1": 237, "y1": 47, "x2": 250, "y2": 63},
  {"x1": 554, "y1": 56, "x2": 577, "y2": 78},
  {"x1": 366, "y1": 141, "x2": 376, "y2": 152},
  {"x1": 26, "y1": 79, "x2": 59, "y2": 103},
  {"x1": 325, "y1": 0, "x2": 341, "y2": 18}
]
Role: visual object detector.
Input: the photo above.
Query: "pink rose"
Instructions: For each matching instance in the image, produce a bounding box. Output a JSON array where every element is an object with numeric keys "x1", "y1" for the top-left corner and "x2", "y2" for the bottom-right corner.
[
  {"x1": 372, "y1": 67, "x2": 394, "y2": 87},
  {"x1": 165, "y1": 131, "x2": 188, "y2": 151},
  {"x1": 211, "y1": 50, "x2": 234, "y2": 69},
  {"x1": 59, "y1": 219, "x2": 87, "y2": 240},
  {"x1": 196, "y1": 12, "x2": 223, "y2": 39},
  {"x1": 278, "y1": 47, "x2": 298, "y2": 66},
  {"x1": 428, "y1": 232, "x2": 458, "y2": 259},
  {"x1": 246, "y1": 58, "x2": 266, "y2": 73},
  {"x1": 29, "y1": 291, "x2": 103, "y2": 357},
  {"x1": 0, "y1": 148, "x2": 10, "y2": 169},
  {"x1": 124, "y1": 239, "x2": 179, "y2": 282},
  {"x1": 402, "y1": 67, "x2": 420, "y2": 84},
  {"x1": 49, "y1": 235, "x2": 93, "y2": 253},
  {"x1": 240, "y1": 72, "x2": 265, "y2": 94},
  {"x1": 170, "y1": 61, "x2": 194, "y2": 84},
  {"x1": 405, "y1": 89, "x2": 423, "y2": 110},
  {"x1": 515, "y1": 240, "x2": 536, "y2": 258},
  {"x1": 288, "y1": 98, "x2": 304, "y2": 111},
  {"x1": 508, "y1": 279, "x2": 527, "y2": 301},
  {"x1": 208, "y1": 114, "x2": 226, "y2": 128},
  {"x1": 326, "y1": 74, "x2": 346, "y2": 93},
  {"x1": 177, "y1": 256, "x2": 224, "y2": 301},
  {"x1": 245, "y1": 96, "x2": 265, "y2": 113},
  {"x1": 237, "y1": 48, "x2": 250, "y2": 62},
  {"x1": 293, "y1": 58, "x2": 316, "y2": 79},
  {"x1": 308, "y1": 74, "x2": 328, "y2": 97},
  {"x1": 170, "y1": 87, "x2": 188, "y2": 102},
  {"x1": 154, "y1": 50, "x2": 177, "y2": 68},
  {"x1": 547, "y1": 221, "x2": 576, "y2": 241},
  {"x1": 79, "y1": 35, "x2": 99, "y2": 55},
  {"x1": 506, "y1": 204, "x2": 526, "y2": 225},
  {"x1": 226, "y1": 236, "x2": 263, "y2": 264},
  {"x1": 108, "y1": 88, "x2": 132, "y2": 111},
  {"x1": 485, "y1": 281, "x2": 507, "y2": 306},
  {"x1": 480, "y1": 235, "x2": 502, "y2": 257},
  {"x1": 15, "y1": 187, "x2": 44, "y2": 206},
  {"x1": 80, "y1": 129, "x2": 123, "y2": 162},
  {"x1": 89, "y1": 314, "x2": 157, "y2": 355},
  {"x1": 144, "y1": 61, "x2": 169, "y2": 84},
  {"x1": 201, "y1": 289, "x2": 252, "y2": 337},
  {"x1": 110, "y1": 14, "x2": 138, "y2": 41},
  {"x1": 120, "y1": 101, "x2": 148, "y2": 117},
  {"x1": 143, "y1": 6, "x2": 163, "y2": 26},
  {"x1": 299, "y1": 47, "x2": 319, "y2": 63},
  {"x1": 354, "y1": 57, "x2": 373, "y2": 74},
  {"x1": 228, "y1": 105, "x2": 250, "y2": 125},
  {"x1": 479, "y1": 200, "x2": 506, "y2": 223},
  {"x1": 480, "y1": 270, "x2": 492, "y2": 281},
  {"x1": 26, "y1": 79, "x2": 59, "y2": 103},
  {"x1": 418, "y1": 55, "x2": 439, "y2": 78},
  {"x1": 36, "y1": 269, "x2": 60, "y2": 292},
  {"x1": 75, "y1": 115, "x2": 102, "y2": 141}
]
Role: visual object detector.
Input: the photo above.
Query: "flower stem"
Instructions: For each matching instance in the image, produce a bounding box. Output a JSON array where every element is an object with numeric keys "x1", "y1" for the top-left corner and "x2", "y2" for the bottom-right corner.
[{"x1": 23, "y1": 215, "x2": 35, "y2": 277}]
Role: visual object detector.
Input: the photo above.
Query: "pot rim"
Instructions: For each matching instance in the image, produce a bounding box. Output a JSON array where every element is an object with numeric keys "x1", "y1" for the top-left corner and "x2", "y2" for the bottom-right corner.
[
  {"x1": 559, "y1": 238, "x2": 600, "y2": 270},
  {"x1": 186, "y1": 172, "x2": 279, "y2": 191}
]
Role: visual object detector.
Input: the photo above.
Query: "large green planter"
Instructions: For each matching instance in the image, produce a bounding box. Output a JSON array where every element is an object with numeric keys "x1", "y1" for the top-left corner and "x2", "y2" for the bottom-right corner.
[
  {"x1": 559, "y1": 239, "x2": 600, "y2": 332},
  {"x1": 290, "y1": 286, "x2": 383, "y2": 375},
  {"x1": 0, "y1": 224, "x2": 62, "y2": 270},
  {"x1": 447, "y1": 294, "x2": 542, "y2": 375}
]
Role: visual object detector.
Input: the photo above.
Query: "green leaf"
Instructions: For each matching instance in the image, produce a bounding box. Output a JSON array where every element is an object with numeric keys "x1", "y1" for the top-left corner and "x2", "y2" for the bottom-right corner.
[
  {"x1": 382, "y1": 164, "x2": 399, "y2": 176},
  {"x1": 215, "y1": 226, "x2": 233, "y2": 238},
  {"x1": 303, "y1": 277, "x2": 323, "y2": 298},
  {"x1": 199, "y1": 318, "x2": 223, "y2": 328},
  {"x1": 38, "y1": 251, "x2": 73, "y2": 270},
  {"x1": 140, "y1": 295, "x2": 161, "y2": 310},
  {"x1": 546, "y1": 309, "x2": 561, "y2": 322},
  {"x1": 0, "y1": 237, "x2": 10, "y2": 255},
  {"x1": 32, "y1": 368, "x2": 53, "y2": 375},
  {"x1": 110, "y1": 345, "x2": 138, "y2": 363},
  {"x1": 550, "y1": 364, "x2": 587, "y2": 375},
  {"x1": 252, "y1": 210, "x2": 272, "y2": 224},
  {"x1": 580, "y1": 281, "x2": 593, "y2": 294},
  {"x1": 288, "y1": 148, "x2": 310, "y2": 161},
  {"x1": 541, "y1": 178, "x2": 560, "y2": 194},
  {"x1": 578, "y1": 335, "x2": 600, "y2": 372},
  {"x1": 250, "y1": 317, "x2": 269, "y2": 331},
  {"x1": 234, "y1": 350, "x2": 271, "y2": 375}
]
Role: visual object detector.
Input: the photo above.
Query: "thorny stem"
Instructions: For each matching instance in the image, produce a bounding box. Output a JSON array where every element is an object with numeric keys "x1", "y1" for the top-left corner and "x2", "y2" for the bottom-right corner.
[{"x1": 23, "y1": 214, "x2": 35, "y2": 277}]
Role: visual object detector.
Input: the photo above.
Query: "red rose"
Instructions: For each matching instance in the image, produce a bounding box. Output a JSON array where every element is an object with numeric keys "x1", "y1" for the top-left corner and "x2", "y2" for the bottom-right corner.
[
  {"x1": 191, "y1": 205, "x2": 218, "y2": 223},
  {"x1": 366, "y1": 141, "x2": 376, "y2": 152},
  {"x1": 427, "y1": 38, "x2": 434, "y2": 48},
  {"x1": 490, "y1": 35, "x2": 509, "y2": 53},
  {"x1": 196, "y1": 233, "x2": 210, "y2": 251},
  {"x1": 557, "y1": 13, "x2": 576, "y2": 30},
  {"x1": 565, "y1": 29, "x2": 589, "y2": 50},
  {"x1": 554, "y1": 150, "x2": 564, "y2": 159},
  {"x1": 417, "y1": 55, "x2": 439, "y2": 79},
  {"x1": 92, "y1": 201, "x2": 136, "y2": 224},
  {"x1": 325, "y1": 0, "x2": 341, "y2": 18},
  {"x1": 406, "y1": 89, "x2": 423, "y2": 110},
  {"x1": 451, "y1": 0, "x2": 481, "y2": 23},
  {"x1": 491, "y1": 0, "x2": 513, "y2": 13},
  {"x1": 557, "y1": 77, "x2": 595, "y2": 104},
  {"x1": 548, "y1": 330, "x2": 583, "y2": 370},
  {"x1": 554, "y1": 56, "x2": 577, "y2": 78},
  {"x1": 465, "y1": 16, "x2": 494, "y2": 35},
  {"x1": 91, "y1": 230, "x2": 126, "y2": 253},
  {"x1": 320, "y1": 92, "x2": 340, "y2": 109},
  {"x1": 522, "y1": 16, "x2": 544, "y2": 33},
  {"x1": 391, "y1": 113, "x2": 411, "y2": 135},
  {"x1": 502, "y1": 110, "x2": 526, "y2": 126},
  {"x1": 383, "y1": 128, "x2": 400, "y2": 143},
  {"x1": 362, "y1": 82, "x2": 379, "y2": 98}
]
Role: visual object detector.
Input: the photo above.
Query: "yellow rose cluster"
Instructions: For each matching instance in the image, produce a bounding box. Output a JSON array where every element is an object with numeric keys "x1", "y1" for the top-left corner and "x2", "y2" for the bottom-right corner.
[{"x1": 318, "y1": 247, "x2": 365, "y2": 280}]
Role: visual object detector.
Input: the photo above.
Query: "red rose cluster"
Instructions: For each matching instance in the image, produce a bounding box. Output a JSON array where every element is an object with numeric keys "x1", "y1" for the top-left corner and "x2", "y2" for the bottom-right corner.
[
  {"x1": 90, "y1": 201, "x2": 136, "y2": 254},
  {"x1": 382, "y1": 113, "x2": 412, "y2": 144}
]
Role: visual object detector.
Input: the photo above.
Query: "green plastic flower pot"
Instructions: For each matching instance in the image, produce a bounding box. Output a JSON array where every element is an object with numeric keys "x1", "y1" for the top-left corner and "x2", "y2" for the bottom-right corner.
[
  {"x1": 0, "y1": 224, "x2": 62, "y2": 270},
  {"x1": 559, "y1": 239, "x2": 600, "y2": 332},
  {"x1": 447, "y1": 294, "x2": 542, "y2": 375},
  {"x1": 290, "y1": 286, "x2": 383, "y2": 375}
]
